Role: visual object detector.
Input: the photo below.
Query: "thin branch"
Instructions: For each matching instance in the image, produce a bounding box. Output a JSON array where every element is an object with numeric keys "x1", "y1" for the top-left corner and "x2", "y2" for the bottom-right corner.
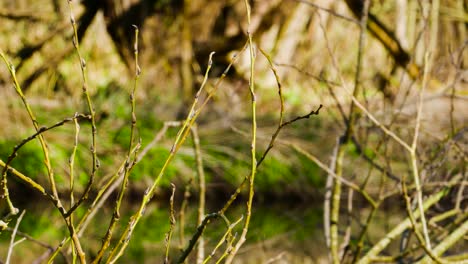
[
  {"x1": 6, "y1": 210, "x2": 26, "y2": 264},
  {"x1": 64, "y1": 0, "x2": 99, "y2": 229},
  {"x1": 357, "y1": 186, "x2": 451, "y2": 264},
  {"x1": 176, "y1": 213, "x2": 219, "y2": 263},
  {"x1": 107, "y1": 45, "x2": 244, "y2": 264},
  {"x1": 164, "y1": 183, "x2": 177, "y2": 264},
  {"x1": 191, "y1": 125, "x2": 206, "y2": 264},
  {"x1": 202, "y1": 215, "x2": 243, "y2": 264},
  {"x1": 293, "y1": 0, "x2": 359, "y2": 24},
  {"x1": 225, "y1": 1, "x2": 258, "y2": 261}
]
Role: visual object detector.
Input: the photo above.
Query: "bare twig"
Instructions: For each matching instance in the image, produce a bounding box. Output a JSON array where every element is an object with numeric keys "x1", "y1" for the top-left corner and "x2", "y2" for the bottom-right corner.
[
  {"x1": 177, "y1": 213, "x2": 219, "y2": 263},
  {"x1": 164, "y1": 183, "x2": 177, "y2": 264},
  {"x1": 64, "y1": 0, "x2": 99, "y2": 225},
  {"x1": 6, "y1": 210, "x2": 26, "y2": 264},
  {"x1": 107, "y1": 45, "x2": 244, "y2": 264},
  {"x1": 202, "y1": 215, "x2": 243, "y2": 264},
  {"x1": 324, "y1": 137, "x2": 340, "y2": 260},
  {"x1": 225, "y1": 1, "x2": 258, "y2": 261},
  {"x1": 93, "y1": 25, "x2": 141, "y2": 263},
  {"x1": 294, "y1": 0, "x2": 359, "y2": 24},
  {"x1": 191, "y1": 125, "x2": 206, "y2": 264}
]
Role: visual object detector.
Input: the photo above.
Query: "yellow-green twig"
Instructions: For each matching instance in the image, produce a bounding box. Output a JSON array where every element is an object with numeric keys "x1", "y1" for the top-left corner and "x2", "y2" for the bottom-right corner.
[{"x1": 225, "y1": 1, "x2": 257, "y2": 262}]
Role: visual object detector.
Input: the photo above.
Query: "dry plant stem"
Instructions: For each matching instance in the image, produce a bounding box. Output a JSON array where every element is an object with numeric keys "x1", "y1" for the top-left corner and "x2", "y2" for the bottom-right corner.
[
  {"x1": 202, "y1": 216, "x2": 243, "y2": 264},
  {"x1": 0, "y1": 114, "x2": 90, "y2": 213},
  {"x1": 68, "y1": 114, "x2": 80, "y2": 262},
  {"x1": 65, "y1": 0, "x2": 99, "y2": 220},
  {"x1": 179, "y1": 177, "x2": 193, "y2": 250},
  {"x1": 351, "y1": 136, "x2": 400, "y2": 183},
  {"x1": 128, "y1": 25, "x2": 141, "y2": 157},
  {"x1": 215, "y1": 232, "x2": 237, "y2": 264},
  {"x1": 50, "y1": 122, "x2": 176, "y2": 262},
  {"x1": 289, "y1": 143, "x2": 377, "y2": 207},
  {"x1": 181, "y1": 0, "x2": 194, "y2": 105},
  {"x1": 48, "y1": 143, "x2": 141, "y2": 263},
  {"x1": 64, "y1": 2, "x2": 96, "y2": 260},
  {"x1": 93, "y1": 158, "x2": 137, "y2": 263},
  {"x1": 257, "y1": 47, "x2": 284, "y2": 165},
  {"x1": 214, "y1": 48, "x2": 321, "y2": 261},
  {"x1": 443, "y1": 254, "x2": 468, "y2": 263},
  {"x1": 92, "y1": 26, "x2": 141, "y2": 264},
  {"x1": 258, "y1": 46, "x2": 323, "y2": 165},
  {"x1": 295, "y1": 0, "x2": 359, "y2": 23},
  {"x1": 264, "y1": 252, "x2": 287, "y2": 264},
  {"x1": 1, "y1": 114, "x2": 89, "y2": 173},
  {"x1": 329, "y1": 146, "x2": 344, "y2": 264},
  {"x1": 352, "y1": 204, "x2": 378, "y2": 262},
  {"x1": 429, "y1": 209, "x2": 461, "y2": 227},
  {"x1": 324, "y1": 137, "x2": 339, "y2": 259},
  {"x1": 106, "y1": 47, "x2": 240, "y2": 264},
  {"x1": 225, "y1": 0, "x2": 257, "y2": 261},
  {"x1": 0, "y1": 116, "x2": 89, "y2": 261},
  {"x1": 177, "y1": 37, "x2": 320, "y2": 262},
  {"x1": 191, "y1": 125, "x2": 206, "y2": 264},
  {"x1": 319, "y1": 1, "x2": 370, "y2": 261},
  {"x1": 179, "y1": 104, "x2": 322, "y2": 262},
  {"x1": 317, "y1": 7, "x2": 412, "y2": 153},
  {"x1": 0, "y1": 159, "x2": 47, "y2": 199},
  {"x1": 339, "y1": 188, "x2": 353, "y2": 260},
  {"x1": 221, "y1": 102, "x2": 322, "y2": 212},
  {"x1": 417, "y1": 219, "x2": 468, "y2": 264},
  {"x1": 64, "y1": 221, "x2": 85, "y2": 264},
  {"x1": 409, "y1": 53, "x2": 432, "y2": 250},
  {"x1": 381, "y1": 175, "x2": 465, "y2": 201},
  {"x1": 164, "y1": 184, "x2": 177, "y2": 264},
  {"x1": 274, "y1": 62, "x2": 340, "y2": 86},
  {"x1": 356, "y1": 186, "x2": 451, "y2": 264},
  {"x1": 4, "y1": 113, "x2": 90, "y2": 260},
  {"x1": 0, "y1": 49, "x2": 61, "y2": 215},
  {"x1": 352, "y1": 169, "x2": 387, "y2": 262},
  {"x1": 176, "y1": 213, "x2": 219, "y2": 263},
  {"x1": 401, "y1": 180, "x2": 443, "y2": 263},
  {"x1": 315, "y1": 9, "x2": 439, "y2": 261},
  {"x1": 171, "y1": 51, "x2": 216, "y2": 156},
  {"x1": 5, "y1": 210, "x2": 25, "y2": 264},
  {"x1": 454, "y1": 173, "x2": 466, "y2": 210},
  {"x1": 5, "y1": 227, "x2": 55, "y2": 251},
  {"x1": 69, "y1": 113, "x2": 80, "y2": 218}
]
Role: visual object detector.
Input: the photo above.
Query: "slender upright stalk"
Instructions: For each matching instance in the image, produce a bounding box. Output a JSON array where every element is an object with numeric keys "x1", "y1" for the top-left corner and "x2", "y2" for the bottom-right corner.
[
  {"x1": 93, "y1": 26, "x2": 141, "y2": 263},
  {"x1": 410, "y1": 53, "x2": 433, "y2": 249},
  {"x1": 225, "y1": 1, "x2": 257, "y2": 262},
  {"x1": 65, "y1": 0, "x2": 99, "y2": 218},
  {"x1": 106, "y1": 45, "x2": 240, "y2": 264},
  {"x1": 191, "y1": 125, "x2": 206, "y2": 264},
  {"x1": 0, "y1": 49, "x2": 63, "y2": 215},
  {"x1": 317, "y1": 0, "x2": 370, "y2": 262}
]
